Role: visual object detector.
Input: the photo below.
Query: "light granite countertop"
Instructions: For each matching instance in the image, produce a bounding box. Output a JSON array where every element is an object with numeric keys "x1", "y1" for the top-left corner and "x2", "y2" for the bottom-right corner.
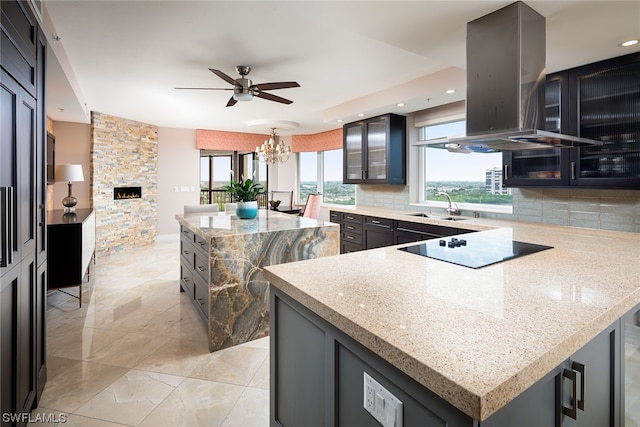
[
  {"x1": 264, "y1": 206, "x2": 640, "y2": 421},
  {"x1": 175, "y1": 209, "x2": 338, "y2": 241}
]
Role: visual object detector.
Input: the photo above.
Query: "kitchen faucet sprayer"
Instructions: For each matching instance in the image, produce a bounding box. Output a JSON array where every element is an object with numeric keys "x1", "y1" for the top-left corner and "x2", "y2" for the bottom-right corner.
[{"x1": 435, "y1": 191, "x2": 461, "y2": 216}]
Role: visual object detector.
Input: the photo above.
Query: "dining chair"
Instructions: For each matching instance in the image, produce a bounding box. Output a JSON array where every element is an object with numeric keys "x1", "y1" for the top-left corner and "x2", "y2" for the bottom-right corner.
[
  {"x1": 302, "y1": 193, "x2": 322, "y2": 219},
  {"x1": 270, "y1": 190, "x2": 294, "y2": 210}
]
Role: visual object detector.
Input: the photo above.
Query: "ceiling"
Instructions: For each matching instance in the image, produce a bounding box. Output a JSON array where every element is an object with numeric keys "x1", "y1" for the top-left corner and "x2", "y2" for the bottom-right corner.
[{"x1": 43, "y1": 1, "x2": 640, "y2": 137}]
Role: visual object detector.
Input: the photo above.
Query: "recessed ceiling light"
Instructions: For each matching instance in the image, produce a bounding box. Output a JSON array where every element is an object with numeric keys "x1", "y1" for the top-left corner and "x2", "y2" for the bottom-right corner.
[
  {"x1": 358, "y1": 113, "x2": 365, "y2": 117},
  {"x1": 337, "y1": 119, "x2": 343, "y2": 123},
  {"x1": 396, "y1": 103, "x2": 405, "y2": 107},
  {"x1": 620, "y1": 39, "x2": 639, "y2": 47},
  {"x1": 445, "y1": 89, "x2": 456, "y2": 94}
]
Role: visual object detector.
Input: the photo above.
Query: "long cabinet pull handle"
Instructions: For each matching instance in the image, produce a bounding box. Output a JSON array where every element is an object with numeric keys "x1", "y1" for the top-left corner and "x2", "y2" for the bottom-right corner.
[
  {"x1": 571, "y1": 162, "x2": 576, "y2": 180},
  {"x1": 560, "y1": 368, "x2": 578, "y2": 421},
  {"x1": 503, "y1": 165, "x2": 509, "y2": 181},
  {"x1": 0, "y1": 187, "x2": 13, "y2": 268},
  {"x1": 571, "y1": 362, "x2": 585, "y2": 411}
]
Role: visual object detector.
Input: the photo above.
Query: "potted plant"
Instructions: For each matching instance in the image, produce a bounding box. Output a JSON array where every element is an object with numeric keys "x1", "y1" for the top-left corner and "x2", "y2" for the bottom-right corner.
[{"x1": 224, "y1": 178, "x2": 265, "y2": 219}]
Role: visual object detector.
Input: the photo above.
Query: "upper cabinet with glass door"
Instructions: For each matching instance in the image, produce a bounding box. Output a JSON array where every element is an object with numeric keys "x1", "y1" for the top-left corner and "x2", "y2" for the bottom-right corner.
[
  {"x1": 569, "y1": 52, "x2": 640, "y2": 187},
  {"x1": 504, "y1": 52, "x2": 640, "y2": 189},
  {"x1": 342, "y1": 113, "x2": 406, "y2": 185}
]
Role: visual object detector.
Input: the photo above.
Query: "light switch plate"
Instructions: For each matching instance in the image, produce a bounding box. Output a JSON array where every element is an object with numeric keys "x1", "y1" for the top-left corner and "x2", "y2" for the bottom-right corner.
[{"x1": 363, "y1": 372, "x2": 403, "y2": 427}]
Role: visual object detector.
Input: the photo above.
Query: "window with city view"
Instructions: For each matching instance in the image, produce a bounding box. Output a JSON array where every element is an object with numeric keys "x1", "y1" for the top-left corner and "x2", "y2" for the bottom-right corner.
[
  {"x1": 421, "y1": 121, "x2": 512, "y2": 206},
  {"x1": 298, "y1": 149, "x2": 355, "y2": 206}
]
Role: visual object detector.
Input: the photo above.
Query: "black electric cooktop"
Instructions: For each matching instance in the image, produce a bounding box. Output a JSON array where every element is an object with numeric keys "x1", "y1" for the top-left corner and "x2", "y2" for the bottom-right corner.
[{"x1": 398, "y1": 230, "x2": 553, "y2": 269}]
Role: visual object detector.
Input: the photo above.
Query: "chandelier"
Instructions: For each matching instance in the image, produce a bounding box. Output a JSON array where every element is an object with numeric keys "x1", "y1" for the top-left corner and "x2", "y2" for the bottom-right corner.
[{"x1": 255, "y1": 128, "x2": 291, "y2": 163}]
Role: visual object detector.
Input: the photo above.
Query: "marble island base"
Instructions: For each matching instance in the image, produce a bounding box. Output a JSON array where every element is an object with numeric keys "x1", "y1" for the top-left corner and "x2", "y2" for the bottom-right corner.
[{"x1": 176, "y1": 210, "x2": 339, "y2": 352}]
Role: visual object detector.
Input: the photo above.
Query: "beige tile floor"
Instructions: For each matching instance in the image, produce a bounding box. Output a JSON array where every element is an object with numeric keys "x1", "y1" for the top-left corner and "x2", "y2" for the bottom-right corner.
[{"x1": 31, "y1": 238, "x2": 269, "y2": 427}]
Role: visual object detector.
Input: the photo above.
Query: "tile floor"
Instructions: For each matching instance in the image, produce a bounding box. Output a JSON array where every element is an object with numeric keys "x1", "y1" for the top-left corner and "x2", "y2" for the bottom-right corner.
[{"x1": 31, "y1": 238, "x2": 269, "y2": 427}]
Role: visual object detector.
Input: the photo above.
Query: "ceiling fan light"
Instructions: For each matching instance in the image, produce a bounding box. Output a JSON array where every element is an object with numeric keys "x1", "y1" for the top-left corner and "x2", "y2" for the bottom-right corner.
[{"x1": 233, "y1": 92, "x2": 253, "y2": 101}]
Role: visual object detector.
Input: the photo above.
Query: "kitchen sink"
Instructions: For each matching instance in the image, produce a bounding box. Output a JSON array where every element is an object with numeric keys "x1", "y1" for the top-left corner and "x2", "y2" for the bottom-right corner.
[{"x1": 409, "y1": 213, "x2": 467, "y2": 221}]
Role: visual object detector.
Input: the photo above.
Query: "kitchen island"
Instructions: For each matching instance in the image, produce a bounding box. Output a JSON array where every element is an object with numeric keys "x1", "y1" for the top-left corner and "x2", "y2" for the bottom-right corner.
[
  {"x1": 176, "y1": 209, "x2": 339, "y2": 352},
  {"x1": 264, "y1": 209, "x2": 640, "y2": 426}
]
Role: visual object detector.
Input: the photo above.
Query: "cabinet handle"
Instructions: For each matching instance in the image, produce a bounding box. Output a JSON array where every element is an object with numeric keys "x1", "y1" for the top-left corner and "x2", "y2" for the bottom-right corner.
[
  {"x1": 346, "y1": 235, "x2": 354, "y2": 240},
  {"x1": 571, "y1": 362, "x2": 585, "y2": 411},
  {"x1": 346, "y1": 225, "x2": 355, "y2": 230},
  {"x1": 571, "y1": 162, "x2": 576, "y2": 180},
  {"x1": 1, "y1": 187, "x2": 14, "y2": 268},
  {"x1": 371, "y1": 220, "x2": 381, "y2": 224},
  {"x1": 503, "y1": 165, "x2": 509, "y2": 181},
  {"x1": 558, "y1": 368, "x2": 578, "y2": 421},
  {"x1": 196, "y1": 266, "x2": 206, "y2": 272}
]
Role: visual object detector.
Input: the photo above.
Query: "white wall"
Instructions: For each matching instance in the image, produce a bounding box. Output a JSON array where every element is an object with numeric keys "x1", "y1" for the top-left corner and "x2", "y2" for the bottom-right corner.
[
  {"x1": 157, "y1": 127, "x2": 200, "y2": 236},
  {"x1": 268, "y1": 155, "x2": 299, "y2": 203}
]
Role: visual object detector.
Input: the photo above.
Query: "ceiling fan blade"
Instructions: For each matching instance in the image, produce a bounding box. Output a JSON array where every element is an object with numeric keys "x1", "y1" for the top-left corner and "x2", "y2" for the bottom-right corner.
[
  {"x1": 174, "y1": 87, "x2": 233, "y2": 90},
  {"x1": 209, "y1": 68, "x2": 238, "y2": 86},
  {"x1": 252, "y1": 82, "x2": 300, "y2": 91},
  {"x1": 226, "y1": 96, "x2": 238, "y2": 107},
  {"x1": 255, "y1": 91, "x2": 293, "y2": 105}
]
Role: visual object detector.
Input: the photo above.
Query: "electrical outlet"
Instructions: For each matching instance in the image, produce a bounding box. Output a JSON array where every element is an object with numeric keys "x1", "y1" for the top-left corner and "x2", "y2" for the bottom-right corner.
[{"x1": 363, "y1": 372, "x2": 403, "y2": 427}]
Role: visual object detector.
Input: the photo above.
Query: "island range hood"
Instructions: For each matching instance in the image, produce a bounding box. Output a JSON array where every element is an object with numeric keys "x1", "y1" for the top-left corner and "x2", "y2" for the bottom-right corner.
[{"x1": 422, "y1": 1, "x2": 602, "y2": 153}]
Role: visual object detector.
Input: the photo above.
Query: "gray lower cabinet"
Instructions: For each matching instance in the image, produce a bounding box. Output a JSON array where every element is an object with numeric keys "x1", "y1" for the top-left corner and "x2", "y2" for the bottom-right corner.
[
  {"x1": 271, "y1": 286, "x2": 627, "y2": 427},
  {"x1": 179, "y1": 225, "x2": 209, "y2": 323}
]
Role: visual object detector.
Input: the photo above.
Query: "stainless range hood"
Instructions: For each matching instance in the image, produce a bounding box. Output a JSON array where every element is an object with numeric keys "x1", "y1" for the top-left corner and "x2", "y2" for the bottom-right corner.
[{"x1": 423, "y1": 1, "x2": 602, "y2": 153}]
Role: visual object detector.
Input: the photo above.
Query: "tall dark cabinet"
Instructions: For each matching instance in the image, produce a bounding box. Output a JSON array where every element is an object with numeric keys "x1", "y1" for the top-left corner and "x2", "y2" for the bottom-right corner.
[
  {"x1": 504, "y1": 52, "x2": 640, "y2": 188},
  {"x1": 1, "y1": 0, "x2": 48, "y2": 424}
]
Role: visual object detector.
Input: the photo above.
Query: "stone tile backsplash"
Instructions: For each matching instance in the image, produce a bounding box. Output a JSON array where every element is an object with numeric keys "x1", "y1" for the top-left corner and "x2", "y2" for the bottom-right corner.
[{"x1": 356, "y1": 185, "x2": 640, "y2": 233}]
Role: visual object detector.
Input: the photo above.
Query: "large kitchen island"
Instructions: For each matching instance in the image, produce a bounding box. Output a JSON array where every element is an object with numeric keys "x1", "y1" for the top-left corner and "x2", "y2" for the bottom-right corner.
[
  {"x1": 264, "y1": 208, "x2": 640, "y2": 426},
  {"x1": 176, "y1": 209, "x2": 339, "y2": 352}
]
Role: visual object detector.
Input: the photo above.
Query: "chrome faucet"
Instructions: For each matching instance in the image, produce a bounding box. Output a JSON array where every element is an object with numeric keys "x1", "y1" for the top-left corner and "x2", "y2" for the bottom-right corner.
[{"x1": 435, "y1": 191, "x2": 461, "y2": 216}]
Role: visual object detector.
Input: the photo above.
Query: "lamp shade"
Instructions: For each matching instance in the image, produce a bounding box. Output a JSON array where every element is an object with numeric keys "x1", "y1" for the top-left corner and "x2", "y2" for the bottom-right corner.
[{"x1": 55, "y1": 164, "x2": 84, "y2": 182}]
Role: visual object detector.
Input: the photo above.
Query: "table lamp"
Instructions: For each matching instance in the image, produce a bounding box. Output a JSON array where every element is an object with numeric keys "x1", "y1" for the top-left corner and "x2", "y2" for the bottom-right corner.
[{"x1": 55, "y1": 164, "x2": 84, "y2": 212}]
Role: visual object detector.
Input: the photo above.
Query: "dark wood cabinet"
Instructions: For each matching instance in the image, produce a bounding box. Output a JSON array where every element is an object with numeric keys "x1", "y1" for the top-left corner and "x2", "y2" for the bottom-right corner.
[
  {"x1": 1, "y1": 1, "x2": 47, "y2": 423},
  {"x1": 47, "y1": 209, "x2": 96, "y2": 306},
  {"x1": 504, "y1": 52, "x2": 640, "y2": 189},
  {"x1": 364, "y1": 216, "x2": 394, "y2": 250},
  {"x1": 343, "y1": 113, "x2": 406, "y2": 185},
  {"x1": 394, "y1": 220, "x2": 474, "y2": 245},
  {"x1": 329, "y1": 211, "x2": 364, "y2": 253}
]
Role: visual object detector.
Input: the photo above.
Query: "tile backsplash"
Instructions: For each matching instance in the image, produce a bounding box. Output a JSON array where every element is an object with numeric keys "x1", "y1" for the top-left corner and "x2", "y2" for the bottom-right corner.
[{"x1": 356, "y1": 185, "x2": 640, "y2": 233}]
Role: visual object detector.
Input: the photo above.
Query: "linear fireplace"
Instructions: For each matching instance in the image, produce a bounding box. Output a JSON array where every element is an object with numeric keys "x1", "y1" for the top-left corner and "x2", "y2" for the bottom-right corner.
[{"x1": 114, "y1": 186, "x2": 142, "y2": 200}]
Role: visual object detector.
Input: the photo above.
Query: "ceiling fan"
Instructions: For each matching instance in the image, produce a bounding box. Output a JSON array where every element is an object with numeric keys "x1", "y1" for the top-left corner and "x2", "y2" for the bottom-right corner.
[{"x1": 175, "y1": 65, "x2": 300, "y2": 107}]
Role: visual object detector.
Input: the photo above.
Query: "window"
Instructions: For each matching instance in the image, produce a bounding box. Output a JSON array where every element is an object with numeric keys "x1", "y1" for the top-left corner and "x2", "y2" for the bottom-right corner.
[
  {"x1": 420, "y1": 120, "x2": 512, "y2": 207},
  {"x1": 200, "y1": 154, "x2": 232, "y2": 204},
  {"x1": 297, "y1": 150, "x2": 355, "y2": 206},
  {"x1": 323, "y1": 149, "x2": 355, "y2": 205}
]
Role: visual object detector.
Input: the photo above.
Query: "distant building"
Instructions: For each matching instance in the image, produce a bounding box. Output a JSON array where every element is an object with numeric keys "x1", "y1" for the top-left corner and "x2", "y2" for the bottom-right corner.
[{"x1": 485, "y1": 167, "x2": 511, "y2": 195}]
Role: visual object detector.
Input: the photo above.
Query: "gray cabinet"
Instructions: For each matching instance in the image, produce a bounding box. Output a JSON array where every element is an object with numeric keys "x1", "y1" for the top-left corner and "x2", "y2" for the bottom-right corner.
[
  {"x1": 179, "y1": 225, "x2": 210, "y2": 323},
  {"x1": 329, "y1": 211, "x2": 364, "y2": 253},
  {"x1": 271, "y1": 285, "x2": 629, "y2": 427},
  {"x1": 622, "y1": 303, "x2": 640, "y2": 427},
  {"x1": 363, "y1": 216, "x2": 393, "y2": 249}
]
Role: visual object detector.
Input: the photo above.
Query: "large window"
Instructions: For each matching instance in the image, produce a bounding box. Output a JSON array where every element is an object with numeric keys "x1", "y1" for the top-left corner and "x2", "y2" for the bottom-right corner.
[
  {"x1": 200, "y1": 154, "x2": 232, "y2": 204},
  {"x1": 421, "y1": 121, "x2": 512, "y2": 207},
  {"x1": 298, "y1": 149, "x2": 355, "y2": 206}
]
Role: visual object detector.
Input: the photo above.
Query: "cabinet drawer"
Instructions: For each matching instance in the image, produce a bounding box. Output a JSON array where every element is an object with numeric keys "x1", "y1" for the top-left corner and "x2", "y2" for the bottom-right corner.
[
  {"x1": 365, "y1": 216, "x2": 393, "y2": 229},
  {"x1": 180, "y1": 236, "x2": 194, "y2": 267},
  {"x1": 342, "y1": 213, "x2": 363, "y2": 224},
  {"x1": 180, "y1": 225, "x2": 195, "y2": 241},
  {"x1": 193, "y1": 250, "x2": 209, "y2": 282},
  {"x1": 329, "y1": 211, "x2": 342, "y2": 222},
  {"x1": 193, "y1": 273, "x2": 209, "y2": 319},
  {"x1": 194, "y1": 234, "x2": 209, "y2": 253},
  {"x1": 341, "y1": 241, "x2": 363, "y2": 254},
  {"x1": 180, "y1": 261, "x2": 194, "y2": 297},
  {"x1": 342, "y1": 231, "x2": 363, "y2": 246},
  {"x1": 342, "y1": 222, "x2": 363, "y2": 235}
]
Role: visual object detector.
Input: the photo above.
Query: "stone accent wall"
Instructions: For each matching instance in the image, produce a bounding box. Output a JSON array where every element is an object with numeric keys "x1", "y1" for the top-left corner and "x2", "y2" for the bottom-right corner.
[{"x1": 91, "y1": 112, "x2": 158, "y2": 256}]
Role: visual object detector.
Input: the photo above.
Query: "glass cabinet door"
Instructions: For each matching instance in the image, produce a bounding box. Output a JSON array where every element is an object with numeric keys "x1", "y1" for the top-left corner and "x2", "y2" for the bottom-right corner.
[
  {"x1": 365, "y1": 118, "x2": 388, "y2": 181},
  {"x1": 624, "y1": 306, "x2": 640, "y2": 427},
  {"x1": 504, "y1": 77, "x2": 567, "y2": 185},
  {"x1": 574, "y1": 58, "x2": 640, "y2": 185},
  {"x1": 344, "y1": 123, "x2": 363, "y2": 182}
]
